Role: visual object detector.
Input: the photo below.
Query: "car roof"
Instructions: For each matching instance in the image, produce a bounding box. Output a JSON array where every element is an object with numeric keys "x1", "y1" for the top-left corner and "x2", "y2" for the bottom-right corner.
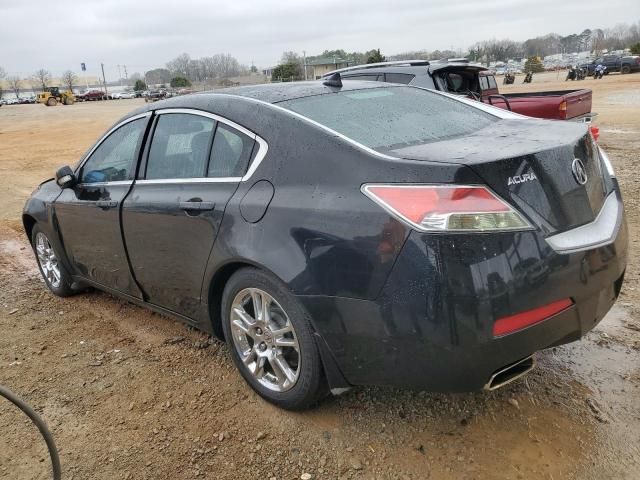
[{"x1": 200, "y1": 80, "x2": 396, "y2": 104}]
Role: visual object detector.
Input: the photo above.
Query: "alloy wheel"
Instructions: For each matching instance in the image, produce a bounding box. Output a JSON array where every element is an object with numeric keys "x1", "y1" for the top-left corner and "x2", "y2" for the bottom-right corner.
[
  {"x1": 35, "y1": 232, "x2": 61, "y2": 288},
  {"x1": 229, "y1": 288, "x2": 301, "y2": 392}
]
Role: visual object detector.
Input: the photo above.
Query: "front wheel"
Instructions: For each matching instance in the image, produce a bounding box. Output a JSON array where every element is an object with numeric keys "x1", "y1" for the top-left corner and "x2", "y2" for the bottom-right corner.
[
  {"x1": 221, "y1": 268, "x2": 327, "y2": 410},
  {"x1": 621, "y1": 65, "x2": 631, "y2": 74},
  {"x1": 31, "y1": 225, "x2": 76, "y2": 297}
]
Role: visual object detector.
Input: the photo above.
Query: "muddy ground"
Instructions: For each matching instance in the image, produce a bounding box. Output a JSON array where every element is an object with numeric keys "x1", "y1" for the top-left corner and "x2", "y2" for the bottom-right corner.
[{"x1": 0, "y1": 72, "x2": 639, "y2": 479}]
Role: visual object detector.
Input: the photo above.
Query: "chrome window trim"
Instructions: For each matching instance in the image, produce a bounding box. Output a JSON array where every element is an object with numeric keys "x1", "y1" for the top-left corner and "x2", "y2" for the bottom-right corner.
[
  {"x1": 75, "y1": 180, "x2": 133, "y2": 188},
  {"x1": 155, "y1": 108, "x2": 256, "y2": 139},
  {"x1": 73, "y1": 108, "x2": 270, "y2": 187},
  {"x1": 545, "y1": 191, "x2": 623, "y2": 254},
  {"x1": 243, "y1": 135, "x2": 268, "y2": 181},
  {"x1": 136, "y1": 177, "x2": 242, "y2": 185},
  {"x1": 75, "y1": 112, "x2": 152, "y2": 176},
  {"x1": 151, "y1": 108, "x2": 269, "y2": 182}
]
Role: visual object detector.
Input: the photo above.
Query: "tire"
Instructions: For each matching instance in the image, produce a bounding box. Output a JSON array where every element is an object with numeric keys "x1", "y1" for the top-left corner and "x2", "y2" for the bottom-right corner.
[
  {"x1": 221, "y1": 268, "x2": 327, "y2": 410},
  {"x1": 621, "y1": 65, "x2": 631, "y2": 74},
  {"x1": 31, "y1": 225, "x2": 76, "y2": 297},
  {"x1": 63, "y1": 97, "x2": 74, "y2": 105},
  {"x1": 46, "y1": 97, "x2": 56, "y2": 106}
]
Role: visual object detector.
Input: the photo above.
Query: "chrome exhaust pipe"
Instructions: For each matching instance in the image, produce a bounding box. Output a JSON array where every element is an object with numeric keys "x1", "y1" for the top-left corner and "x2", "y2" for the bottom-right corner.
[{"x1": 483, "y1": 355, "x2": 535, "y2": 391}]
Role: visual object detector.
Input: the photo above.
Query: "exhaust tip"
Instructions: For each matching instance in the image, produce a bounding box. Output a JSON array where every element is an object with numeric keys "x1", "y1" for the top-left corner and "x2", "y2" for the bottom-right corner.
[{"x1": 484, "y1": 355, "x2": 535, "y2": 391}]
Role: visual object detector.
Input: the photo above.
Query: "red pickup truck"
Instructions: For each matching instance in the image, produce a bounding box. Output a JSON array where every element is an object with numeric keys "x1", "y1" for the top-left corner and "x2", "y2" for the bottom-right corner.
[
  {"x1": 476, "y1": 71, "x2": 593, "y2": 121},
  {"x1": 332, "y1": 60, "x2": 594, "y2": 122}
]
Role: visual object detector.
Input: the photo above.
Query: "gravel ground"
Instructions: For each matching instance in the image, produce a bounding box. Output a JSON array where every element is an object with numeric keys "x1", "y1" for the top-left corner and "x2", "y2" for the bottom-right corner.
[{"x1": 0, "y1": 72, "x2": 639, "y2": 479}]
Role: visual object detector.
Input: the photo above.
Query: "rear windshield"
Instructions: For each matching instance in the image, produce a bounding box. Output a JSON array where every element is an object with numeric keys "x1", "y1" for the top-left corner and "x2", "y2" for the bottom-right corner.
[{"x1": 279, "y1": 86, "x2": 496, "y2": 151}]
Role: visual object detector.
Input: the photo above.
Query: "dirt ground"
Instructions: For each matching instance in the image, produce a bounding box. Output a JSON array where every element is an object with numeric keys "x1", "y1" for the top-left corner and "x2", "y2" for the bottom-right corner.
[{"x1": 1, "y1": 73, "x2": 639, "y2": 480}]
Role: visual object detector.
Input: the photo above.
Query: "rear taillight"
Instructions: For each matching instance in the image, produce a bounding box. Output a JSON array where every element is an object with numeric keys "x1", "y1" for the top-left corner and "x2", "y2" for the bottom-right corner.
[
  {"x1": 590, "y1": 125, "x2": 600, "y2": 142},
  {"x1": 558, "y1": 100, "x2": 567, "y2": 119},
  {"x1": 362, "y1": 184, "x2": 531, "y2": 232}
]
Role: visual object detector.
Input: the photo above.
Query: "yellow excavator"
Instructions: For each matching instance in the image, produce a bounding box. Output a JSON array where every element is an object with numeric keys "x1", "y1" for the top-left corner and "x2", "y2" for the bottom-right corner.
[{"x1": 37, "y1": 87, "x2": 75, "y2": 106}]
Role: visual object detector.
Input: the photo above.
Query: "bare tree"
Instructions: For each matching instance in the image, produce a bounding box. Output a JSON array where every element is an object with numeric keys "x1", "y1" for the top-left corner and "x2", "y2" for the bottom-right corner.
[
  {"x1": 61, "y1": 70, "x2": 78, "y2": 92},
  {"x1": 7, "y1": 75, "x2": 21, "y2": 99},
  {"x1": 32, "y1": 69, "x2": 51, "y2": 92},
  {"x1": 0, "y1": 67, "x2": 6, "y2": 98},
  {"x1": 166, "y1": 53, "x2": 191, "y2": 77}
]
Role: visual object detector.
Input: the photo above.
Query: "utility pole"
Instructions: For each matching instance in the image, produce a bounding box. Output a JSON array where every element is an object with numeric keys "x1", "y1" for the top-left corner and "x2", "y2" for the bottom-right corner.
[
  {"x1": 101, "y1": 63, "x2": 108, "y2": 96},
  {"x1": 123, "y1": 65, "x2": 128, "y2": 81},
  {"x1": 303, "y1": 50, "x2": 307, "y2": 81}
]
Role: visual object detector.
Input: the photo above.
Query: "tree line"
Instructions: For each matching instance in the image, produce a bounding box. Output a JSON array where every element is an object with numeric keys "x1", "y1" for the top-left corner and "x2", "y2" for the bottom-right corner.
[
  {"x1": 0, "y1": 51, "x2": 249, "y2": 98},
  {"x1": 2, "y1": 21, "x2": 639, "y2": 97},
  {"x1": 468, "y1": 22, "x2": 640, "y2": 64}
]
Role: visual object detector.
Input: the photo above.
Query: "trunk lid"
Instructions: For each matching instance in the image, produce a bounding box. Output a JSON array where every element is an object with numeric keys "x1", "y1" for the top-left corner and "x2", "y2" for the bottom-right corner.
[{"x1": 386, "y1": 119, "x2": 607, "y2": 234}]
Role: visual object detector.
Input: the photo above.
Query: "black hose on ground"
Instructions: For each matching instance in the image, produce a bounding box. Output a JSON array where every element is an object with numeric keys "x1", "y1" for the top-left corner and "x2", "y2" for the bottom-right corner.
[{"x1": 0, "y1": 384, "x2": 61, "y2": 480}]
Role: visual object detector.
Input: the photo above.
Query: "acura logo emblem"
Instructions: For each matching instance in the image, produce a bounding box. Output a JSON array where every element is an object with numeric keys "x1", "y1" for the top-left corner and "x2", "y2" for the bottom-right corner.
[{"x1": 571, "y1": 158, "x2": 588, "y2": 185}]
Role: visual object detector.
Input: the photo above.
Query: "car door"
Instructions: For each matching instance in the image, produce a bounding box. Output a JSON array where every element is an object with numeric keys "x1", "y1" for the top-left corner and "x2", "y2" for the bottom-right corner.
[
  {"x1": 121, "y1": 109, "x2": 257, "y2": 318},
  {"x1": 54, "y1": 113, "x2": 150, "y2": 297}
]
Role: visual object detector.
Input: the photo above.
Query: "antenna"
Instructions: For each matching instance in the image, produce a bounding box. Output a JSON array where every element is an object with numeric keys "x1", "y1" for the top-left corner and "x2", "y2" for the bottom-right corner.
[{"x1": 322, "y1": 72, "x2": 342, "y2": 88}]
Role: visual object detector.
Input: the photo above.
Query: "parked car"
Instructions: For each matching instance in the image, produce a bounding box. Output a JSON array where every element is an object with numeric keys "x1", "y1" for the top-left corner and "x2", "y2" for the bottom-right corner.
[
  {"x1": 24, "y1": 80, "x2": 626, "y2": 410},
  {"x1": 144, "y1": 90, "x2": 167, "y2": 102},
  {"x1": 79, "y1": 90, "x2": 109, "y2": 101},
  {"x1": 113, "y1": 91, "x2": 136, "y2": 99},
  {"x1": 581, "y1": 54, "x2": 640, "y2": 75},
  {"x1": 326, "y1": 60, "x2": 595, "y2": 121}
]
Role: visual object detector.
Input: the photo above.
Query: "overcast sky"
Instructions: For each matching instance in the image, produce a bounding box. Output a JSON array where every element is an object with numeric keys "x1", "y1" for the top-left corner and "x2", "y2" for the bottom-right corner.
[{"x1": 1, "y1": 0, "x2": 638, "y2": 79}]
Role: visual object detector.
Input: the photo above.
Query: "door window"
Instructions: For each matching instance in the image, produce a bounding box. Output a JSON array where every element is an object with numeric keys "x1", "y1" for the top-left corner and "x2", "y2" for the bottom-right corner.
[
  {"x1": 80, "y1": 118, "x2": 146, "y2": 183},
  {"x1": 487, "y1": 76, "x2": 497, "y2": 89},
  {"x1": 146, "y1": 113, "x2": 215, "y2": 179},
  {"x1": 208, "y1": 124, "x2": 255, "y2": 178},
  {"x1": 479, "y1": 76, "x2": 489, "y2": 90}
]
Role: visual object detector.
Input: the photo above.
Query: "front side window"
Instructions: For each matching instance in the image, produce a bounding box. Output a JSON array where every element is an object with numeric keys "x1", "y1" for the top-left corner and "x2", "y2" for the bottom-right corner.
[
  {"x1": 80, "y1": 118, "x2": 146, "y2": 183},
  {"x1": 487, "y1": 76, "x2": 497, "y2": 89},
  {"x1": 208, "y1": 124, "x2": 254, "y2": 178},
  {"x1": 280, "y1": 86, "x2": 496, "y2": 151},
  {"x1": 146, "y1": 113, "x2": 215, "y2": 179}
]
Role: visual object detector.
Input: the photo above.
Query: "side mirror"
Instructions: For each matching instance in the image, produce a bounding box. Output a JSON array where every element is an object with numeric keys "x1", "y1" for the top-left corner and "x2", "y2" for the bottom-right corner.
[{"x1": 55, "y1": 165, "x2": 77, "y2": 189}]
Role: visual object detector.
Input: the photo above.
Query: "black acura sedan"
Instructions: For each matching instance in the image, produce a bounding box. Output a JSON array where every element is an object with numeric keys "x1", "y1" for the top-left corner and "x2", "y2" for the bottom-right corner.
[{"x1": 24, "y1": 77, "x2": 627, "y2": 410}]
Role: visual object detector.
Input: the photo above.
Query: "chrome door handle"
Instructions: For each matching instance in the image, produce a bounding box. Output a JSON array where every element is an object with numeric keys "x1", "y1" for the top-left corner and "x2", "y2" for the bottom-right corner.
[
  {"x1": 96, "y1": 200, "x2": 117, "y2": 209},
  {"x1": 179, "y1": 201, "x2": 215, "y2": 211}
]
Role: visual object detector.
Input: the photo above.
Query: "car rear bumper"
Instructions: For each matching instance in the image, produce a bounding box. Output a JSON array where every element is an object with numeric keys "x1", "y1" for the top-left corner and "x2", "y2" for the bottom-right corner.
[{"x1": 300, "y1": 194, "x2": 628, "y2": 391}]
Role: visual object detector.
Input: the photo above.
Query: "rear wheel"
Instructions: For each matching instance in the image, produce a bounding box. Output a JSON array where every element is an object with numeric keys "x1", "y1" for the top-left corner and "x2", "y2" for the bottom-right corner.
[
  {"x1": 63, "y1": 96, "x2": 74, "y2": 105},
  {"x1": 46, "y1": 97, "x2": 56, "y2": 106},
  {"x1": 221, "y1": 268, "x2": 327, "y2": 410},
  {"x1": 621, "y1": 65, "x2": 631, "y2": 74},
  {"x1": 31, "y1": 225, "x2": 75, "y2": 297}
]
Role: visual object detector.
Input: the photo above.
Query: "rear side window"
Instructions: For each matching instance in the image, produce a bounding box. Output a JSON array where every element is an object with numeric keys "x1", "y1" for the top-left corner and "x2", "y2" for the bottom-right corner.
[
  {"x1": 343, "y1": 74, "x2": 383, "y2": 82},
  {"x1": 487, "y1": 76, "x2": 498, "y2": 89},
  {"x1": 208, "y1": 124, "x2": 254, "y2": 178},
  {"x1": 146, "y1": 113, "x2": 215, "y2": 179},
  {"x1": 479, "y1": 76, "x2": 489, "y2": 90},
  {"x1": 280, "y1": 86, "x2": 496, "y2": 151},
  {"x1": 384, "y1": 73, "x2": 415, "y2": 85}
]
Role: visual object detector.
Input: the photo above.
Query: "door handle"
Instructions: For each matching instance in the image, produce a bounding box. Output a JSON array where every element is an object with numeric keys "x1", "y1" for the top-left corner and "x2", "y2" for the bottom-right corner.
[
  {"x1": 96, "y1": 200, "x2": 117, "y2": 209},
  {"x1": 179, "y1": 201, "x2": 215, "y2": 211}
]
